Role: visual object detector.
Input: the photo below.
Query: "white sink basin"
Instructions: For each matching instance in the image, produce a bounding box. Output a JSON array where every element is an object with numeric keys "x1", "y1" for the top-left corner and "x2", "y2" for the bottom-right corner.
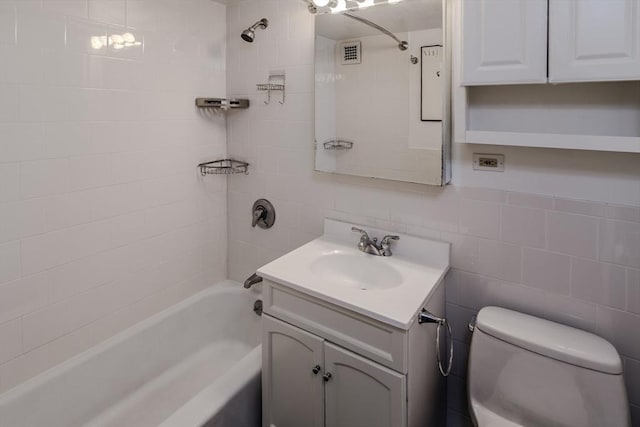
[
  {"x1": 257, "y1": 219, "x2": 450, "y2": 329},
  {"x1": 310, "y1": 253, "x2": 403, "y2": 290}
]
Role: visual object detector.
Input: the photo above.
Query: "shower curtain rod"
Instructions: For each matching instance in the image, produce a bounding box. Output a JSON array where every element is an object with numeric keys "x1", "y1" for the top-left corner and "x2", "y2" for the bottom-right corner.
[{"x1": 343, "y1": 12, "x2": 408, "y2": 51}]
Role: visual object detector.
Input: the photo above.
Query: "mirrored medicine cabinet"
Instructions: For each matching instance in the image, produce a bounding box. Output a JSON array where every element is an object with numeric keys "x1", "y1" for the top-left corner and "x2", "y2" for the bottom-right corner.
[{"x1": 313, "y1": 0, "x2": 451, "y2": 186}]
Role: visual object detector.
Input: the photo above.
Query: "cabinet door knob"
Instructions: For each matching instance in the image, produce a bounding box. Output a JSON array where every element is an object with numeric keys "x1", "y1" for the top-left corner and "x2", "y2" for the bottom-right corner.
[
  {"x1": 323, "y1": 372, "x2": 332, "y2": 382},
  {"x1": 312, "y1": 365, "x2": 321, "y2": 375}
]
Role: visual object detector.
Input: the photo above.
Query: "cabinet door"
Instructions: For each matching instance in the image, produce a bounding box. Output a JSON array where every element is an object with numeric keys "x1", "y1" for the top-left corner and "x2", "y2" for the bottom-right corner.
[
  {"x1": 262, "y1": 315, "x2": 324, "y2": 427},
  {"x1": 549, "y1": 0, "x2": 640, "y2": 82},
  {"x1": 461, "y1": 0, "x2": 548, "y2": 85},
  {"x1": 324, "y1": 343, "x2": 407, "y2": 427}
]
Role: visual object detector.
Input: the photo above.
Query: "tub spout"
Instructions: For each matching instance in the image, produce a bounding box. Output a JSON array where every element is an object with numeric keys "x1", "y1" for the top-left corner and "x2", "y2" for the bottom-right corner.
[{"x1": 244, "y1": 273, "x2": 263, "y2": 289}]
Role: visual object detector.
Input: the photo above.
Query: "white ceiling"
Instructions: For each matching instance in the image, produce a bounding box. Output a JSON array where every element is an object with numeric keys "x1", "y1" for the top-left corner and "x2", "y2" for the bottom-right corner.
[{"x1": 316, "y1": 0, "x2": 442, "y2": 41}]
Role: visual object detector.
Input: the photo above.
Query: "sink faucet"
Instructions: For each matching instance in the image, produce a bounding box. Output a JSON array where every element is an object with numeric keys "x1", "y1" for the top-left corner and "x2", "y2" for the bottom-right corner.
[{"x1": 351, "y1": 227, "x2": 399, "y2": 256}]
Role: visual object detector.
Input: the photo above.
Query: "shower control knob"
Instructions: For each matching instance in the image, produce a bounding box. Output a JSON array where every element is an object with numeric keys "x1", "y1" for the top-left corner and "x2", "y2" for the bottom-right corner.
[
  {"x1": 312, "y1": 365, "x2": 321, "y2": 375},
  {"x1": 323, "y1": 373, "x2": 332, "y2": 382}
]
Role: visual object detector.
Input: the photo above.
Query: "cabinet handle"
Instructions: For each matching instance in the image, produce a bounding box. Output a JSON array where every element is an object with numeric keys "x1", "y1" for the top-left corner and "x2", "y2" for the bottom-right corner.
[
  {"x1": 312, "y1": 365, "x2": 321, "y2": 375},
  {"x1": 323, "y1": 372, "x2": 332, "y2": 382}
]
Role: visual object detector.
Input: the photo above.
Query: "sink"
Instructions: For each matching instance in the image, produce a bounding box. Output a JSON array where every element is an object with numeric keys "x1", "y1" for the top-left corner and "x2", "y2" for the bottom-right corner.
[
  {"x1": 309, "y1": 253, "x2": 403, "y2": 290},
  {"x1": 257, "y1": 219, "x2": 450, "y2": 329}
]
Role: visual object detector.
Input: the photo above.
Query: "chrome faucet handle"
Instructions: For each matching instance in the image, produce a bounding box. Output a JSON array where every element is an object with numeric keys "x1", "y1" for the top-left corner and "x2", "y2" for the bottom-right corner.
[
  {"x1": 352, "y1": 227, "x2": 373, "y2": 253},
  {"x1": 351, "y1": 227, "x2": 369, "y2": 238},
  {"x1": 381, "y1": 235, "x2": 400, "y2": 244},
  {"x1": 380, "y1": 235, "x2": 399, "y2": 256}
]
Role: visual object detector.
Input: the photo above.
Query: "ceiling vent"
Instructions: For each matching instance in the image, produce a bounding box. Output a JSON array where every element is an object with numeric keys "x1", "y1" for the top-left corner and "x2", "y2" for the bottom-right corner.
[{"x1": 340, "y1": 41, "x2": 361, "y2": 65}]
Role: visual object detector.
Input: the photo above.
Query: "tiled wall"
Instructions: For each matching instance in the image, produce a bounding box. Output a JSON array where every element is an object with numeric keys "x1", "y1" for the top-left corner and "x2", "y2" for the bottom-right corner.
[
  {"x1": 225, "y1": 1, "x2": 640, "y2": 425},
  {"x1": 0, "y1": 0, "x2": 228, "y2": 393}
]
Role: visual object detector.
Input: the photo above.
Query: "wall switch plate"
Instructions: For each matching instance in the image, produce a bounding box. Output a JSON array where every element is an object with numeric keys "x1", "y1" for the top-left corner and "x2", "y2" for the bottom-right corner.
[{"x1": 473, "y1": 153, "x2": 505, "y2": 172}]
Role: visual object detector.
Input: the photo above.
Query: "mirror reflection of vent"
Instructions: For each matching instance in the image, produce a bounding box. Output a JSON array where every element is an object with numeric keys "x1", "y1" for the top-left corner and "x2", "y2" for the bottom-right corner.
[{"x1": 341, "y1": 41, "x2": 361, "y2": 65}]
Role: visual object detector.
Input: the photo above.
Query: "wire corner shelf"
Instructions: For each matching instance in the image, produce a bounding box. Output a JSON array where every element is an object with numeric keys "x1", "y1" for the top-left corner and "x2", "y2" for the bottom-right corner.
[{"x1": 198, "y1": 159, "x2": 249, "y2": 176}]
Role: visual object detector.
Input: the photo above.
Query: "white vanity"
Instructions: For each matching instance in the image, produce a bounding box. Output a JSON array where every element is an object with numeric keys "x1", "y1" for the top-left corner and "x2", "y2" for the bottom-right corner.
[{"x1": 257, "y1": 219, "x2": 450, "y2": 427}]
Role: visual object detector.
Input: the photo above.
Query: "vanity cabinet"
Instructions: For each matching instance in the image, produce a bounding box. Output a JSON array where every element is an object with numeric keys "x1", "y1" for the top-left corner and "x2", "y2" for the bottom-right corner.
[
  {"x1": 263, "y1": 316, "x2": 406, "y2": 427},
  {"x1": 461, "y1": 0, "x2": 640, "y2": 85},
  {"x1": 261, "y1": 280, "x2": 445, "y2": 427}
]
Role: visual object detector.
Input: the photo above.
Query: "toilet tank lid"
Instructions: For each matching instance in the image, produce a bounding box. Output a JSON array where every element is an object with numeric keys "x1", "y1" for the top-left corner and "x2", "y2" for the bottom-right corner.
[{"x1": 476, "y1": 307, "x2": 622, "y2": 375}]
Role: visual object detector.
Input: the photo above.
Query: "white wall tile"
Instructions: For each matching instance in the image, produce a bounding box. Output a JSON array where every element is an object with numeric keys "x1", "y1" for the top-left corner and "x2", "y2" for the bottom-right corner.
[
  {"x1": 600, "y1": 219, "x2": 640, "y2": 268},
  {"x1": 0, "y1": 198, "x2": 46, "y2": 242},
  {"x1": 87, "y1": 0, "x2": 124, "y2": 25},
  {"x1": 0, "y1": 273, "x2": 49, "y2": 324},
  {"x1": 546, "y1": 211, "x2": 599, "y2": 259},
  {"x1": 43, "y1": 0, "x2": 88, "y2": 18},
  {"x1": 16, "y1": 10, "x2": 65, "y2": 48},
  {"x1": 571, "y1": 258, "x2": 626, "y2": 309},
  {"x1": 506, "y1": 191, "x2": 553, "y2": 210},
  {"x1": 596, "y1": 306, "x2": 640, "y2": 360},
  {"x1": 477, "y1": 239, "x2": 522, "y2": 283},
  {"x1": 522, "y1": 248, "x2": 571, "y2": 295},
  {"x1": 0, "y1": 163, "x2": 21, "y2": 202},
  {"x1": 0, "y1": 5, "x2": 17, "y2": 44},
  {"x1": 0, "y1": 85, "x2": 20, "y2": 122},
  {"x1": 0, "y1": 0, "x2": 227, "y2": 393},
  {"x1": 458, "y1": 198, "x2": 500, "y2": 239},
  {"x1": 19, "y1": 159, "x2": 69, "y2": 198},
  {"x1": 628, "y1": 268, "x2": 640, "y2": 315},
  {"x1": 553, "y1": 197, "x2": 606, "y2": 217},
  {"x1": 0, "y1": 241, "x2": 21, "y2": 285},
  {"x1": 0, "y1": 319, "x2": 21, "y2": 365},
  {"x1": 500, "y1": 205, "x2": 545, "y2": 248}
]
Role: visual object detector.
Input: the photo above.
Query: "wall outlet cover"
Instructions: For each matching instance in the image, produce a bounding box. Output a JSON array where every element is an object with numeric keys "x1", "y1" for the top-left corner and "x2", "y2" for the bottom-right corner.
[{"x1": 473, "y1": 153, "x2": 505, "y2": 172}]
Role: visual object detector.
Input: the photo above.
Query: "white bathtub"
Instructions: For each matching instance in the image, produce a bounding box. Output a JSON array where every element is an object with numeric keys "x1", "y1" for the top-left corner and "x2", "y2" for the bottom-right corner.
[{"x1": 0, "y1": 281, "x2": 262, "y2": 427}]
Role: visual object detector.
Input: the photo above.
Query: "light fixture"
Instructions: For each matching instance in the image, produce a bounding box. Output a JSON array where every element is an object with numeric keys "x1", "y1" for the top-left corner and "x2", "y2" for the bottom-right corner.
[
  {"x1": 330, "y1": 0, "x2": 347, "y2": 13},
  {"x1": 356, "y1": 0, "x2": 375, "y2": 8},
  {"x1": 312, "y1": 0, "x2": 338, "y2": 6}
]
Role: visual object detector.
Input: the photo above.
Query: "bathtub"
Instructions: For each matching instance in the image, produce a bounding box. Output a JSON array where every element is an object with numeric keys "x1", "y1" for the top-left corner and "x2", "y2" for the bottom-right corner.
[{"x1": 0, "y1": 281, "x2": 262, "y2": 427}]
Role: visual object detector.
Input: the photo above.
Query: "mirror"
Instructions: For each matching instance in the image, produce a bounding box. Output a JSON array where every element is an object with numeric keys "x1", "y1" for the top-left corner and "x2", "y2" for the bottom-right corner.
[{"x1": 313, "y1": 0, "x2": 450, "y2": 186}]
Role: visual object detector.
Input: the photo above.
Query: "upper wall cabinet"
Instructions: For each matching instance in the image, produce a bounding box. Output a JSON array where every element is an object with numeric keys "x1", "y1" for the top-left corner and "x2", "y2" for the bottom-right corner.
[
  {"x1": 453, "y1": 0, "x2": 640, "y2": 152},
  {"x1": 549, "y1": 0, "x2": 640, "y2": 83},
  {"x1": 461, "y1": 0, "x2": 640, "y2": 85},
  {"x1": 462, "y1": 0, "x2": 548, "y2": 85}
]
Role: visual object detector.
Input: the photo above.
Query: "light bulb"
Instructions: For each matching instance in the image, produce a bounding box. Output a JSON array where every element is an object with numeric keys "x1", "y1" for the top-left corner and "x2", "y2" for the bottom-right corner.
[
  {"x1": 330, "y1": 0, "x2": 347, "y2": 13},
  {"x1": 111, "y1": 34, "x2": 124, "y2": 44},
  {"x1": 357, "y1": 0, "x2": 375, "y2": 7},
  {"x1": 330, "y1": 0, "x2": 346, "y2": 12},
  {"x1": 122, "y1": 32, "x2": 135, "y2": 43},
  {"x1": 90, "y1": 36, "x2": 103, "y2": 50}
]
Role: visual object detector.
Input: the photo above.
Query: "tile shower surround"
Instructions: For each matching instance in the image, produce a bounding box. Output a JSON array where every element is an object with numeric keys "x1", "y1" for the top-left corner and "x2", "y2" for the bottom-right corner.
[
  {"x1": 225, "y1": 1, "x2": 640, "y2": 425},
  {"x1": 0, "y1": 0, "x2": 228, "y2": 393}
]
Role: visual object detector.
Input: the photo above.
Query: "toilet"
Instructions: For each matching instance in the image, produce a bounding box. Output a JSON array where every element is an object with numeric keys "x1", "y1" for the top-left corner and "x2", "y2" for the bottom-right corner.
[{"x1": 467, "y1": 307, "x2": 630, "y2": 427}]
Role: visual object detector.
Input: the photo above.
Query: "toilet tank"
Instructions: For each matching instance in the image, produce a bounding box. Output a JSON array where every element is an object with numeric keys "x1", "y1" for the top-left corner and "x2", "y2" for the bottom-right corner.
[{"x1": 467, "y1": 307, "x2": 630, "y2": 427}]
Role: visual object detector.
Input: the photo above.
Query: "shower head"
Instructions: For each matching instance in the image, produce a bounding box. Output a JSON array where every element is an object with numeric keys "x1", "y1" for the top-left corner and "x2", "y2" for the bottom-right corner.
[
  {"x1": 241, "y1": 18, "x2": 269, "y2": 43},
  {"x1": 399, "y1": 41, "x2": 408, "y2": 51}
]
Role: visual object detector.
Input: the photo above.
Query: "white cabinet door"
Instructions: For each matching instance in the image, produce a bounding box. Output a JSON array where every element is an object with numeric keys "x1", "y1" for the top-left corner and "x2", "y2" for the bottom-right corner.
[
  {"x1": 262, "y1": 315, "x2": 324, "y2": 427},
  {"x1": 549, "y1": 0, "x2": 640, "y2": 82},
  {"x1": 461, "y1": 0, "x2": 548, "y2": 85},
  {"x1": 324, "y1": 343, "x2": 407, "y2": 427}
]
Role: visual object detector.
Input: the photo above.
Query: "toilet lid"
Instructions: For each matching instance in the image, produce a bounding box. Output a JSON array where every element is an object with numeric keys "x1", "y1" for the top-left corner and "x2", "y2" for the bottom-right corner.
[{"x1": 475, "y1": 307, "x2": 622, "y2": 374}]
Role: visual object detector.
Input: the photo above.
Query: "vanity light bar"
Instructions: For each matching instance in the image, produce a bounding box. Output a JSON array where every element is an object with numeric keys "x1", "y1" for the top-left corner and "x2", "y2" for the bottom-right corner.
[{"x1": 308, "y1": 0, "x2": 402, "y2": 14}]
